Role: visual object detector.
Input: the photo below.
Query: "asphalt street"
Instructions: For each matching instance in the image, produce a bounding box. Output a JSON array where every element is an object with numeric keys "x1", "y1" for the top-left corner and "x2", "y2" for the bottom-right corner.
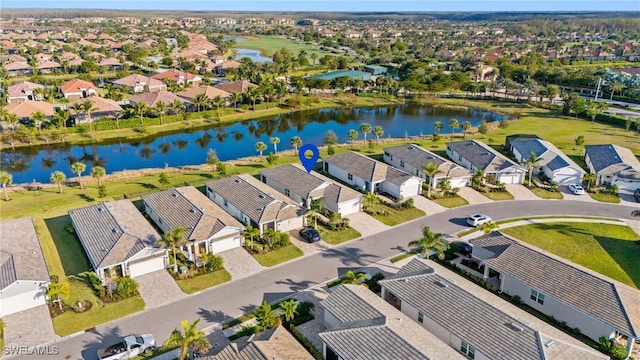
[{"x1": 13, "y1": 200, "x2": 640, "y2": 360}]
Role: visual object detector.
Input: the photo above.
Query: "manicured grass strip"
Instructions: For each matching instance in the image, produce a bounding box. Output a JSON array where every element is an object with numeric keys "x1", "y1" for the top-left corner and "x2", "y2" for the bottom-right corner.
[
  {"x1": 320, "y1": 226, "x2": 362, "y2": 245},
  {"x1": 502, "y1": 222, "x2": 640, "y2": 288},
  {"x1": 252, "y1": 244, "x2": 303, "y2": 267},
  {"x1": 175, "y1": 269, "x2": 232, "y2": 294},
  {"x1": 530, "y1": 187, "x2": 563, "y2": 199},
  {"x1": 390, "y1": 250, "x2": 419, "y2": 263},
  {"x1": 52, "y1": 276, "x2": 145, "y2": 336},
  {"x1": 454, "y1": 216, "x2": 624, "y2": 237},
  {"x1": 588, "y1": 192, "x2": 621, "y2": 204},
  {"x1": 431, "y1": 195, "x2": 469, "y2": 208},
  {"x1": 481, "y1": 191, "x2": 515, "y2": 201},
  {"x1": 372, "y1": 203, "x2": 426, "y2": 226}
]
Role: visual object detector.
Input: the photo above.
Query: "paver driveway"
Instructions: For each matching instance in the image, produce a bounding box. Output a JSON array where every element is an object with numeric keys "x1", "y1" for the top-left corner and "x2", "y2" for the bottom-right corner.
[
  {"x1": 218, "y1": 247, "x2": 264, "y2": 280},
  {"x1": 505, "y1": 184, "x2": 541, "y2": 201},
  {"x1": 136, "y1": 270, "x2": 186, "y2": 309},
  {"x1": 559, "y1": 185, "x2": 597, "y2": 202},
  {"x1": 457, "y1": 187, "x2": 494, "y2": 205},
  {"x1": 289, "y1": 230, "x2": 330, "y2": 256},
  {"x1": 410, "y1": 195, "x2": 448, "y2": 215},
  {"x1": 3, "y1": 305, "x2": 59, "y2": 348},
  {"x1": 345, "y1": 212, "x2": 390, "y2": 237}
]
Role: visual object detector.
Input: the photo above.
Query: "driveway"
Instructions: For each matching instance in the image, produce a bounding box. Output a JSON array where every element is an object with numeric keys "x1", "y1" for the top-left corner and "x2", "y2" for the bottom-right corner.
[
  {"x1": 218, "y1": 247, "x2": 264, "y2": 280},
  {"x1": 457, "y1": 187, "x2": 494, "y2": 205},
  {"x1": 410, "y1": 195, "x2": 448, "y2": 215},
  {"x1": 136, "y1": 270, "x2": 186, "y2": 309},
  {"x1": 289, "y1": 230, "x2": 331, "y2": 256},
  {"x1": 559, "y1": 185, "x2": 597, "y2": 202},
  {"x1": 505, "y1": 184, "x2": 540, "y2": 201},
  {"x1": 345, "y1": 212, "x2": 390, "y2": 237},
  {"x1": 3, "y1": 305, "x2": 59, "y2": 348},
  {"x1": 618, "y1": 189, "x2": 639, "y2": 206}
]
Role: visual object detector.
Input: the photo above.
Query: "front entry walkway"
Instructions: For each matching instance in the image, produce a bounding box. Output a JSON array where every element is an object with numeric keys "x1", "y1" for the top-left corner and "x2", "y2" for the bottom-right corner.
[
  {"x1": 137, "y1": 270, "x2": 186, "y2": 309},
  {"x1": 3, "y1": 305, "x2": 59, "y2": 348}
]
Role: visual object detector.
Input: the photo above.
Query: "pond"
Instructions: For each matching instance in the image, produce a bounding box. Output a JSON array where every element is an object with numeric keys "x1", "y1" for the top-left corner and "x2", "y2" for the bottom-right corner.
[
  {"x1": 1, "y1": 104, "x2": 504, "y2": 184},
  {"x1": 234, "y1": 48, "x2": 272, "y2": 63}
]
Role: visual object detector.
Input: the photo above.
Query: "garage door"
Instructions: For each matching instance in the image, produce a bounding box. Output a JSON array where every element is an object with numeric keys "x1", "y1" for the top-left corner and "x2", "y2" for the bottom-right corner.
[
  {"x1": 499, "y1": 173, "x2": 524, "y2": 184},
  {"x1": 553, "y1": 174, "x2": 582, "y2": 186},
  {"x1": 128, "y1": 256, "x2": 166, "y2": 278},
  {"x1": 212, "y1": 236, "x2": 242, "y2": 253},
  {"x1": 613, "y1": 179, "x2": 640, "y2": 191},
  {"x1": 0, "y1": 290, "x2": 46, "y2": 316}
]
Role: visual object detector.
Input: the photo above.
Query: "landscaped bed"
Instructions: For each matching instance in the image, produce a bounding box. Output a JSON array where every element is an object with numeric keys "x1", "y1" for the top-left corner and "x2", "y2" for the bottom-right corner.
[
  {"x1": 175, "y1": 269, "x2": 232, "y2": 294},
  {"x1": 502, "y1": 222, "x2": 640, "y2": 288},
  {"x1": 530, "y1": 187, "x2": 563, "y2": 199},
  {"x1": 251, "y1": 244, "x2": 304, "y2": 267}
]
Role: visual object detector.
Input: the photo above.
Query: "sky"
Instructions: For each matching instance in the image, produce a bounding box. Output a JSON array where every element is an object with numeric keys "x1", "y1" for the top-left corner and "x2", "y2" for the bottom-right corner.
[{"x1": 1, "y1": 0, "x2": 639, "y2": 12}]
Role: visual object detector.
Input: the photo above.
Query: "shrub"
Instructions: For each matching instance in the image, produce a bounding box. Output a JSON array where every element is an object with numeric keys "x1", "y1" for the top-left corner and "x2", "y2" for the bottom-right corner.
[
  {"x1": 115, "y1": 277, "x2": 139, "y2": 298},
  {"x1": 511, "y1": 295, "x2": 522, "y2": 304},
  {"x1": 254, "y1": 301, "x2": 275, "y2": 329},
  {"x1": 498, "y1": 119, "x2": 509, "y2": 129},
  {"x1": 432, "y1": 132, "x2": 441, "y2": 142},
  {"x1": 364, "y1": 273, "x2": 385, "y2": 293},
  {"x1": 368, "y1": 139, "x2": 375, "y2": 149},
  {"x1": 478, "y1": 120, "x2": 488, "y2": 134},
  {"x1": 98, "y1": 185, "x2": 107, "y2": 198},
  {"x1": 289, "y1": 324, "x2": 323, "y2": 360},
  {"x1": 327, "y1": 145, "x2": 336, "y2": 155}
]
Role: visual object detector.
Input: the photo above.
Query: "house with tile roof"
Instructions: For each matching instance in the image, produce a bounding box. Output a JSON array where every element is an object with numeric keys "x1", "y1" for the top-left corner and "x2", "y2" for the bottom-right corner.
[
  {"x1": 36, "y1": 60, "x2": 62, "y2": 74},
  {"x1": 6, "y1": 81, "x2": 45, "y2": 104},
  {"x1": 112, "y1": 74, "x2": 167, "y2": 93},
  {"x1": 446, "y1": 140, "x2": 526, "y2": 184},
  {"x1": 5, "y1": 100, "x2": 55, "y2": 120},
  {"x1": 322, "y1": 151, "x2": 423, "y2": 199},
  {"x1": 151, "y1": 69, "x2": 202, "y2": 86},
  {"x1": 66, "y1": 96, "x2": 123, "y2": 121},
  {"x1": 470, "y1": 232, "x2": 640, "y2": 357},
  {"x1": 59, "y1": 78, "x2": 98, "y2": 100},
  {"x1": 4, "y1": 61, "x2": 32, "y2": 76},
  {"x1": 384, "y1": 144, "x2": 472, "y2": 189},
  {"x1": 510, "y1": 138, "x2": 586, "y2": 185},
  {"x1": 380, "y1": 258, "x2": 611, "y2": 360},
  {"x1": 176, "y1": 85, "x2": 231, "y2": 102},
  {"x1": 205, "y1": 175, "x2": 305, "y2": 235},
  {"x1": 129, "y1": 90, "x2": 186, "y2": 108},
  {"x1": 584, "y1": 144, "x2": 640, "y2": 190},
  {"x1": 98, "y1": 57, "x2": 122, "y2": 70},
  {"x1": 142, "y1": 186, "x2": 244, "y2": 261},
  {"x1": 319, "y1": 284, "x2": 466, "y2": 360},
  {"x1": 69, "y1": 200, "x2": 167, "y2": 284},
  {"x1": 0, "y1": 218, "x2": 50, "y2": 316},
  {"x1": 215, "y1": 80, "x2": 257, "y2": 94},
  {"x1": 259, "y1": 163, "x2": 363, "y2": 216}
]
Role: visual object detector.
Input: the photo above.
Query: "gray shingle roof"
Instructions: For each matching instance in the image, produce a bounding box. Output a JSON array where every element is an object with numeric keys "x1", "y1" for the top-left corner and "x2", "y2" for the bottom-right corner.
[
  {"x1": 447, "y1": 140, "x2": 522, "y2": 172},
  {"x1": 0, "y1": 218, "x2": 50, "y2": 290},
  {"x1": 511, "y1": 139, "x2": 548, "y2": 158},
  {"x1": 585, "y1": 144, "x2": 640, "y2": 174},
  {"x1": 260, "y1": 164, "x2": 327, "y2": 199},
  {"x1": 206, "y1": 175, "x2": 302, "y2": 225},
  {"x1": 68, "y1": 200, "x2": 162, "y2": 270},
  {"x1": 323, "y1": 151, "x2": 420, "y2": 186},
  {"x1": 384, "y1": 144, "x2": 472, "y2": 178},
  {"x1": 545, "y1": 155, "x2": 570, "y2": 171},
  {"x1": 380, "y1": 259, "x2": 546, "y2": 360},
  {"x1": 320, "y1": 284, "x2": 465, "y2": 360},
  {"x1": 142, "y1": 186, "x2": 242, "y2": 241},
  {"x1": 471, "y1": 232, "x2": 639, "y2": 338}
]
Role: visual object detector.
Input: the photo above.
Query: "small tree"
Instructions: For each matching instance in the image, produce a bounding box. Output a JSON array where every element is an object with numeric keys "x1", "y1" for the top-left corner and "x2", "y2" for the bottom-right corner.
[
  {"x1": 408, "y1": 225, "x2": 448, "y2": 260},
  {"x1": 461, "y1": 121, "x2": 471, "y2": 139},
  {"x1": 71, "y1": 162, "x2": 86, "y2": 189},
  {"x1": 115, "y1": 277, "x2": 139, "y2": 298},
  {"x1": 347, "y1": 129, "x2": 358, "y2": 147},
  {"x1": 364, "y1": 192, "x2": 379, "y2": 213},
  {"x1": 255, "y1": 141, "x2": 267, "y2": 161},
  {"x1": 324, "y1": 130, "x2": 338, "y2": 145},
  {"x1": 342, "y1": 270, "x2": 367, "y2": 285},
  {"x1": 156, "y1": 227, "x2": 188, "y2": 273},
  {"x1": 525, "y1": 152, "x2": 540, "y2": 188},
  {"x1": 50, "y1": 171, "x2": 66, "y2": 194},
  {"x1": 449, "y1": 118, "x2": 459, "y2": 140},
  {"x1": 583, "y1": 172, "x2": 597, "y2": 191},
  {"x1": 98, "y1": 185, "x2": 107, "y2": 198},
  {"x1": 373, "y1": 125, "x2": 384, "y2": 144},
  {"x1": 279, "y1": 299, "x2": 298, "y2": 323},
  {"x1": 269, "y1": 137, "x2": 280, "y2": 155},
  {"x1": 254, "y1": 300, "x2": 275, "y2": 329},
  {"x1": 47, "y1": 281, "x2": 70, "y2": 310},
  {"x1": 91, "y1": 166, "x2": 106, "y2": 186},
  {"x1": 158, "y1": 172, "x2": 170, "y2": 187},
  {"x1": 434, "y1": 121, "x2": 443, "y2": 135},
  {"x1": 574, "y1": 135, "x2": 585, "y2": 151},
  {"x1": 266, "y1": 152, "x2": 278, "y2": 166},
  {"x1": 164, "y1": 319, "x2": 211, "y2": 360},
  {"x1": 359, "y1": 122, "x2": 372, "y2": 145},
  {"x1": 481, "y1": 221, "x2": 499, "y2": 234},
  {"x1": 206, "y1": 148, "x2": 219, "y2": 170},
  {"x1": 478, "y1": 120, "x2": 488, "y2": 134},
  {"x1": 0, "y1": 171, "x2": 12, "y2": 201},
  {"x1": 290, "y1": 136, "x2": 302, "y2": 155}
]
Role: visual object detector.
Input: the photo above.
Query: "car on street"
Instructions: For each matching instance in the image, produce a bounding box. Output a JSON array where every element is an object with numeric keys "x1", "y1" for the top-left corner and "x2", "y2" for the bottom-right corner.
[
  {"x1": 452, "y1": 241, "x2": 473, "y2": 256},
  {"x1": 466, "y1": 214, "x2": 492, "y2": 227},
  {"x1": 634, "y1": 188, "x2": 640, "y2": 202},
  {"x1": 568, "y1": 183, "x2": 585, "y2": 195},
  {"x1": 299, "y1": 227, "x2": 321, "y2": 243}
]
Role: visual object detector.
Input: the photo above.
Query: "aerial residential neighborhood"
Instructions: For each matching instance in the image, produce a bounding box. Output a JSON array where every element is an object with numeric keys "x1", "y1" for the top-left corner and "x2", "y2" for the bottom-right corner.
[{"x1": 0, "y1": 3, "x2": 639, "y2": 360}]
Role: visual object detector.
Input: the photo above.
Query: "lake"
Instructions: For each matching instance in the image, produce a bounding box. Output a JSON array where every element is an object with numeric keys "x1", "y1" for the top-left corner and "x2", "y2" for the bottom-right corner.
[
  {"x1": 1, "y1": 104, "x2": 504, "y2": 184},
  {"x1": 234, "y1": 48, "x2": 272, "y2": 63}
]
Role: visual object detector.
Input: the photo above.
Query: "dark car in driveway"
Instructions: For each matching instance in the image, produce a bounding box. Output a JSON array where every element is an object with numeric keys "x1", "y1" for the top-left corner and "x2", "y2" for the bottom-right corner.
[
  {"x1": 299, "y1": 227, "x2": 321, "y2": 243},
  {"x1": 635, "y1": 188, "x2": 640, "y2": 202}
]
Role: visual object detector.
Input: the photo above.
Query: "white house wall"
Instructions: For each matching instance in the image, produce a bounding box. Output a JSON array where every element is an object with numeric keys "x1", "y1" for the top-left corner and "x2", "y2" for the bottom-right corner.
[
  {"x1": 144, "y1": 203, "x2": 172, "y2": 233},
  {"x1": 261, "y1": 176, "x2": 307, "y2": 207},
  {"x1": 546, "y1": 166, "x2": 583, "y2": 185},
  {"x1": 501, "y1": 274, "x2": 616, "y2": 341},
  {"x1": 0, "y1": 282, "x2": 48, "y2": 316},
  {"x1": 335, "y1": 197, "x2": 362, "y2": 216},
  {"x1": 612, "y1": 176, "x2": 640, "y2": 191},
  {"x1": 277, "y1": 216, "x2": 304, "y2": 233},
  {"x1": 325, "y1": 163, "x2": 369, "y2": 192},
  {"x1": 206, "y1": 189, "x2": 251, "y2": 226}
]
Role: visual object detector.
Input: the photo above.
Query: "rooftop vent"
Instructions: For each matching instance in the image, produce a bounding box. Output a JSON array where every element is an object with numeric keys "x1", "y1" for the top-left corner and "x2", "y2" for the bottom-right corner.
[
  {"x1": 172, "y1": 193, "x2": 178, "y2": 197},
  {"x1": 112, "y1": 228, "x2": 119, "y2": 233},
  {"x1": 234, "y1": 179, "x2": 241, "y2": 183},
  {"x1": 189, "y1": 208, "x2": 196, "y2": 213},
  {"x1": 258, "y1": 194, "x2": 266, "y2": 199},
  {"x1": 98, "y1": 206, "x2": 104, "y2": 212},
  {"x1": 544, "y1": 340, "x2": 556, "y2": 348},
  {"x1": 508, "y1": 323, "x2": 524, "y2": 332},
  {"x1": 408, "y1": 146, "x2": 415, "y2": 150},
  {"x1": 436, "y1": 280, "x2": 449, "y2": 288}
]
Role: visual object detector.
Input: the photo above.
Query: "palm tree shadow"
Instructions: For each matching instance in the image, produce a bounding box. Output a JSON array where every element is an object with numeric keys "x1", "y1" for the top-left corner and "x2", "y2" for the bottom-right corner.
[
  {"x1": 80, "y1": 326, "x2": 124, "y2": 360},
  {"x1": 320, "y1": 247, "x2": 380, "y2": 267},
  {"x1": 274, "y1": 278, "x2": 318, "y2": 292},
  {"x1": 197, "y1": 308, "x2": 234, "y2": 324}
]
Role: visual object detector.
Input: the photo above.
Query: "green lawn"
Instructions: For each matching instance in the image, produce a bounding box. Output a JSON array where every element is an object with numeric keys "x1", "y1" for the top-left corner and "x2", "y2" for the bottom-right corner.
[
  {"x1": 252, "y1": 244, "x2": 304, "y2": 267},
  {"x1": 319, "y1": 226, "x2": 362, "y2": 245},
  {"x1": 175, "y1": 269, "x2": 232, "y2": 294},
  {"x1": 502, "y1": 222, "x2": 640, "y2": 288},
  {"x1": 588, "y1": 192, "x2": 621, "y2": 203},
  {"x1": 481, "y1": 191, "x2": 515, "y2": 201},
  {"x1": 530, "y1": 187, "x2": 564, "y2": 200},
  {"x1": 390, "y1": 251, "x2": 419, "y2": 263},
  {"x1": 372, "y1": 203, "x2": 426, "y2": 226},
  {"x1": 235, "y1": 36, "x2": 331, "y2": 57},
  {"x1": 431, "y1": 195, "x2": 469, "y2": 208},
  {"x1": 52, "y1": 276, "x2": 145, "y2": 336}
]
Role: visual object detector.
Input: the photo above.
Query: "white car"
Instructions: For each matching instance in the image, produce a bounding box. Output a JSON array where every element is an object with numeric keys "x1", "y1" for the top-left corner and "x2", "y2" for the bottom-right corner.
[
  {"x1": 466, "y1": 214, "x2": 492, "y2": 227},
  {"x1": 568, "y1": 184, "x2": 585, "y2": 195}
]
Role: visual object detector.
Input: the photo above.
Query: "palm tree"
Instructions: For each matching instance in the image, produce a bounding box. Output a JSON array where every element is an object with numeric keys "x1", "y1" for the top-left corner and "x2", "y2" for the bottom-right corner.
[
  {"x1": 70, "y1": 102, "x2": 85, "y2": 125},
  {"x1": 310, "y1": 52, "x2": 318, "y2": 66},
  {"x1": 434, "y1": 121, "x2": 443, "y2": 135},
  {"x1": 50, "y1": 171, "x2": 66, "y2": 194},
  {"x1": 3, "y1": 112, "x2": 18, "y2": 130},
  {"x1": 91, "y1": 166, "x2": 106, "y2": 186},
  {"x1": 481, "y1": 221, "x2": 499, "y2": 234},
  {"x1": 81, "y1": 99, "x2": 98, "y2": 135},
  {"x1": 279, "y1": 298, "x2": 298, "y2": 323},
  {"x1": 609, "y1": 81, "x2": 623, "y2": 101},
  {"x1": 243, "y1": 225, "x2": 260, "y2": 250},
  {"x1": 269, "y1": 137, "x2": 280, "y2": 155},
  {"x1": 373, "y1": 125, "x2": 384, "y2": 144},
  {"x1": 192, "y1": 93, "x2": 209, "y2": 117},
  {"x1": 154, "y1": 101, "x2": 168, "y2": 125},
  {"x1": 172, "y1": 99, "x2": 186, "y2": 119},
  {"x1": 408, "y1": 225, "x2": 448, "y2": 260},
  {"x1": 342, "y1": 270, "x2": 367, "y2": 285},
  {"x1": 210, "y1": 95, "x2": 225, "y2": 117},
  {"x1": 290, "y1": 136, "x2": 302, "y2": 155},
  {"x1": 255, "y1": 141, "x2": 267, "y2": 161},
  {"x1": 364, "y1": 192, "x2": 379, "y2": 213},
  {"x1": 359, "y1": 122, "x2": 372, "y2": 145},
  {"x1": 0, "y1": 171, "x2": 12, "y2": 201},
  {"x1": 53, "y1": 109, "x2": 71, "y2": 129},
  {"x1": 164, "y1": 319, "x2": 211, "y2": 360},
  {"x1": 47, "y1": 281, "x2": 70, "y2": 310},
  {"x1": 71, "y1": 162, "x2": 87, "y2": 188},
  {"x1": 347, "y1": 129, "x2": 358, "y2": 147},
  {"x1": 135, "y1": 102, "x2": 149, "y2": 126},
  {"x1": 586, "y1": 100, "x2": 607, "y2": 123},
  {"x1": 583, "y1": 172, "x2": 597, "y2": 191},
  {"x1": 156, "y1": 227, "x2": 188, "y2": 273},
  {"x1": 31, "y1": 111, "x2": 46, "y2": 132},
  {"x1": 525, "y1": 152, "x2": 540, "y2": 188},
  {"x1": 449, "y1": 118, "x2": 459, "y2": 140},
  {"x1": 461, "y1": 121, "x2": 471, "y2": 139},
  {"x1": 422, "y1": 162, "x2": 441, "y2": 199},
  {"x1": 230, "y1": 92, "x2": 242, "y2": 112}
]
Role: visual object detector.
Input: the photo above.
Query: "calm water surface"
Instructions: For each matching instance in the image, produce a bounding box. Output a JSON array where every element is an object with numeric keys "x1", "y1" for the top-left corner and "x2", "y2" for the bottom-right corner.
[{"x1": 1, "y1": 105, "x2": 503, "y2": 184}]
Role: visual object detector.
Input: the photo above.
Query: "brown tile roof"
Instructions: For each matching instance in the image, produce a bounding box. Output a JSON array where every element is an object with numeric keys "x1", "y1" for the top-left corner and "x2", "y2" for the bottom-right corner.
[
  {"x1": 0, "y1": 218, "x2": 50, "y2": 290},
  {"x1": 4, "y1": 61, "x2": 31, "y2": 71},
  {"x1": 7, "y1": 81, "x2": 44, "y2": 99},
  {"x1": 6, "y1": 100, "x2": 55, "y2": 118},
  {"x1": 151, "y1": 69, "x2": 201, "y2": 83},
  {"x1": 60, "y1": 78, "x2": 98, "y2": 95},
  {"x1": 176, "y1": 85, "x2": 231, "y2": 101},
  {"x1": 37, "y1": 60, "x2": 62, "y2": 70},
  {"x1": 215, "y1": 80, "x2": 257, "y2": 94},
  {"x1": 98, "y1": 57, "x2": 121, "y2": 66},
  {"x1": 67, "y1": 96, "x2": 123, "y2": 113},
  {"x1": 129, "y1": 91, "x2": 185, "y2": 107}
]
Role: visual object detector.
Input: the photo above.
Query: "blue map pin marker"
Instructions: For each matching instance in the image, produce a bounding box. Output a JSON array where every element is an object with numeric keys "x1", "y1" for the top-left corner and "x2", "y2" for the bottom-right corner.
[{"x1": 298, "y1": 144, "x2": 319, "y2": 173}]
